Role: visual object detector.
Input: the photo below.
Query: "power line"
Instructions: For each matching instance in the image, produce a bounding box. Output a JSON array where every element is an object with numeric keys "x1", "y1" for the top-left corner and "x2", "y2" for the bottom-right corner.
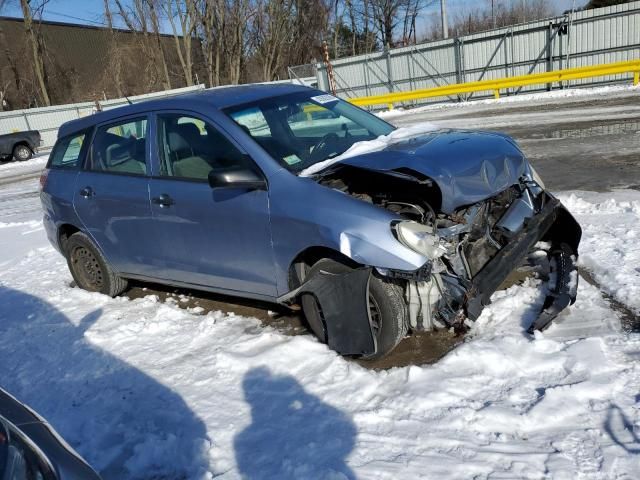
[{"x1": 44, "y1": 10, "x2": 107, "y2": 27}]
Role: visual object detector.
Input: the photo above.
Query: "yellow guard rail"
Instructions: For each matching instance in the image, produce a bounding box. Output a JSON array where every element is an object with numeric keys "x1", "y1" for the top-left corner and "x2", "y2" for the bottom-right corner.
[{"x1": 348, "y1": 59, "x2": 640, "y2": 110}]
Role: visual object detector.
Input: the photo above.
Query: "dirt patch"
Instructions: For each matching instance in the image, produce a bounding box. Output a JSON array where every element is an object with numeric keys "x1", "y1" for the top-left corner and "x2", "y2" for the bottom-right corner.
[{"x1": 124, "y1": 280, "x2": 462, "y2": 369}]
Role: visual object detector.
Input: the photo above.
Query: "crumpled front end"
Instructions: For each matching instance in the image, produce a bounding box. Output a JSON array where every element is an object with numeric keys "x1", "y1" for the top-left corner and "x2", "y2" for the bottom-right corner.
[
  {"x1": 286, "y1": 130, "x2": 583, "y2": 356},
  {"x1": 304, "y1": 162, "x2": 581, "y2": 346},
  {"x1": 396, "y1": 177, "x2": 582, "y2": 334}
]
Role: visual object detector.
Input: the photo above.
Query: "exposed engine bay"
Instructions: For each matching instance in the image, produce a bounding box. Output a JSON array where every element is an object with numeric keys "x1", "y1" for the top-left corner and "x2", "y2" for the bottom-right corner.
[{"x1": 316, "y1": 164, "x2": 582, "y2": 336}]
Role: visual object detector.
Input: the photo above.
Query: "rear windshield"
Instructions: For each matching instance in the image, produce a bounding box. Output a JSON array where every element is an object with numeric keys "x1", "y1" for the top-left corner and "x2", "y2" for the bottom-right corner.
[{"x1": 48, "y1": 131, "x2": 89, "y2": 169}]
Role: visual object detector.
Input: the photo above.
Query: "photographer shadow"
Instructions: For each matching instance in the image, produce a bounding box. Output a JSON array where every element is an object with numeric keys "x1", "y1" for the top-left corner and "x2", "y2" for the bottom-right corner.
[
  {"x1": 0, "y1": 286, "x2": 210, "y2": 479},
  {"x1": 235, "y1": 366, "x2": 357, "y2": 480}
]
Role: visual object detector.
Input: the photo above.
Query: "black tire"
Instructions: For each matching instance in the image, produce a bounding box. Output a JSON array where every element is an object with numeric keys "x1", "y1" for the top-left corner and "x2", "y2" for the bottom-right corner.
[
  {"x1": 65, "y1": 232, "x2": 128, "y2": 297},
  {"x1": 12, "y1": 144, "x2": 32, "y2": 162},
  {"x1": 299, "y1": 258, "x2": 408, "y2": 360}
]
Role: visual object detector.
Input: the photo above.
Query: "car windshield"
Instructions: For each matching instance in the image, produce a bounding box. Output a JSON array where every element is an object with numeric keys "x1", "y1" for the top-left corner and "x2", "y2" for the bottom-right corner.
[{"x1": 224, "y1": 91, "x2": 394, "y2": 173}]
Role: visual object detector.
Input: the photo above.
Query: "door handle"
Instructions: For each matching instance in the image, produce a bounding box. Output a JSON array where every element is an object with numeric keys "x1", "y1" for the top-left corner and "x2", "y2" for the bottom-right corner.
[
  {"x1": 79, "y1": 186, "x2": 94, "y2": 198},
  {"x1": 152, "y1": 193, "x2": 174, "y2": 208}
]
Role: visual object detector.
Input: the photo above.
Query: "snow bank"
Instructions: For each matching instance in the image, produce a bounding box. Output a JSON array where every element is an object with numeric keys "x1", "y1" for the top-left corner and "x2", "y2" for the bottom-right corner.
[
  {"x1": 0, "y1": 167, "x2": 639, "y2": 478},
  {"x1": 0, "y1": 154, "x2": 48, "y2": 175},
  {"x1": 558, "y1": 190, "x2": 640, "y2": 314},
  {"x1": 299, "y1": 122, "x2": 439, "y2": 177}
]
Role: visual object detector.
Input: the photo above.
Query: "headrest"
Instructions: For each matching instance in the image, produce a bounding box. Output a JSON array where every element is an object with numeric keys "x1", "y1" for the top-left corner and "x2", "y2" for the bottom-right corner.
[
  {"x1": 168, "y1": 131, "x2": 190, "y2": 153},
  {"x1": 176, "y1": 123, "x2": 201, "y2": 143}
]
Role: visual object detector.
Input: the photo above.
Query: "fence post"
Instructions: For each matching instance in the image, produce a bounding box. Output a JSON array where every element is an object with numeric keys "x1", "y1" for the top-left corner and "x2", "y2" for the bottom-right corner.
[
  {"x1": 363, "y1": 57, "x2": 371, "y2": 97},
  {"x1": 546, "y1": 21, "x2": 554, "y2": 91},
  {"x1": 385, "y1": 44, "x2": 394, "y2": 93},
  {"x1": 454, "y1": 38, "x2": 464, "y2": 101},
  {"x1": 22, "y1": 112, "x2": 32, "y2": 130}
]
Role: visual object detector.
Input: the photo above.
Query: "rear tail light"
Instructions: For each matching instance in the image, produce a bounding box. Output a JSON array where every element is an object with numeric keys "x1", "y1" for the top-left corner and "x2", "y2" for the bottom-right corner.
[{"x1": 39, "y1": 169, "x2": 49, "y2": 191}]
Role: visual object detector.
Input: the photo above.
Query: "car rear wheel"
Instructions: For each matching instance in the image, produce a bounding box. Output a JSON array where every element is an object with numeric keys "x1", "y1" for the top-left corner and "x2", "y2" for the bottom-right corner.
[
  {"x1": 65, "y1": 232, "x2": 128, "y2": 297},
  {"x1": 299, "y1": 258, "x2": 408, "y2": 359},
  {"x1": 12, "y1": 144, "x2": 32, "y2": 162}
]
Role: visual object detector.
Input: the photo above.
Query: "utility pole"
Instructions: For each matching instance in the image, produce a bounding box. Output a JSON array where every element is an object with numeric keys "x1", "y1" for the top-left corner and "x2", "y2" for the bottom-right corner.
[
  {"x1": 440, "y1": 0, "x2": 448, "y2": 39},
  {"x1": 492, "y1": 0, "x2": 496, "y2": 28}
]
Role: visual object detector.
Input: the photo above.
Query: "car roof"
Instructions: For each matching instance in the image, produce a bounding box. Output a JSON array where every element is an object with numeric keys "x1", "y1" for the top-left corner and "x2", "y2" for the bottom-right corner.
[{"x1": 58, "y1": 83, "x2": 319, "y2": 138}]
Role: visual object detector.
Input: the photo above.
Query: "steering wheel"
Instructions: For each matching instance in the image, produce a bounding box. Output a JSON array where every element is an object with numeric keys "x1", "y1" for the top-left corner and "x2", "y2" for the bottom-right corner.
[{"x1": 309, "y1": 133, "x2": 340, "y2": 163}]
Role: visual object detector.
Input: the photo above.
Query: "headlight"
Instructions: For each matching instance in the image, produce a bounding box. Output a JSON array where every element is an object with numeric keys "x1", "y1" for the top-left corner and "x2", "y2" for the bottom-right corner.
[
  {"x1": 528, "y1": 164, "x2": 545, "y2": 189},
  {"x1": 394, "y1": 221, "x2": 446, "y2": 259}
]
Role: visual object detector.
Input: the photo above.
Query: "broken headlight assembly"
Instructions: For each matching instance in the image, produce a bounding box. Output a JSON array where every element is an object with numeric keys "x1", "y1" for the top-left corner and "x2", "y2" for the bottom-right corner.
[
  {"x1": 393, "y1": 221, "x2": 447, "y2": 259},
  {"x1": 527, "y1": 164, "x2": 545, "y2": 189}
]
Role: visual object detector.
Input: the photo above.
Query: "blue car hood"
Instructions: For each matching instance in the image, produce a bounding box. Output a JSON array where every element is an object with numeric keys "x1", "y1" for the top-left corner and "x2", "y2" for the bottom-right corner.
[{"x1": 327, "y1": 130, "x2": 529, "y2": 213}]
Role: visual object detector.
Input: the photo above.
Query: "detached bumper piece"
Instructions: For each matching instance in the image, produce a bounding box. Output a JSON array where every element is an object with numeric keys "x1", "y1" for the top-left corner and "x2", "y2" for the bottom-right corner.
[
  {"x1": 528, "y1": 243, "x2": 578, "y2": 333},
  {"x1": 282, "y1": 267, "x2": 376, "y2": 356},
  {"x1": 465, "y1": 196, "x2": 581, "y2": 332}
]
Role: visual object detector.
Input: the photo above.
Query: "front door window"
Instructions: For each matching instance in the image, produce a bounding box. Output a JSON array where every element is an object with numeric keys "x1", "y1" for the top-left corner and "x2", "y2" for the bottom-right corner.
[{"x1": 157, "y1": 114, "x2": 252, "y2": 181}]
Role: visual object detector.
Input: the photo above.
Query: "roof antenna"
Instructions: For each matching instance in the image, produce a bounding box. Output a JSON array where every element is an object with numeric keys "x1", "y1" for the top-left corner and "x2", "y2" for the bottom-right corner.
[{"x1": 125, "y1": 96, "x2": 133, "y2": 105}]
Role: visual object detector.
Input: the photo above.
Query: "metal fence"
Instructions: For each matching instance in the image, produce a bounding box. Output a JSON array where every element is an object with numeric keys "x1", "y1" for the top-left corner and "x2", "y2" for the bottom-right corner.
[
  {"x1": 0, "y1": 85, "x2": 205, "y2": 151},
  {"x1": 316, "y1": 1, "x2": 640, "y2": 106}
]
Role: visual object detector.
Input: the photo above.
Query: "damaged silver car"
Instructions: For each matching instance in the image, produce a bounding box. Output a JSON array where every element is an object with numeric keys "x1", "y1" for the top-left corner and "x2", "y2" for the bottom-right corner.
[{"x1": 42, "y1": 85, "x2": 581, "y2": 360}]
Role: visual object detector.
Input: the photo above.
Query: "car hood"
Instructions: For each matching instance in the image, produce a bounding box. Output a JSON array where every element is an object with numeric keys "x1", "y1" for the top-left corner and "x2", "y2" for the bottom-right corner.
[{"x1": 318, "y1": 129, "x2": 529, "y2": 213}]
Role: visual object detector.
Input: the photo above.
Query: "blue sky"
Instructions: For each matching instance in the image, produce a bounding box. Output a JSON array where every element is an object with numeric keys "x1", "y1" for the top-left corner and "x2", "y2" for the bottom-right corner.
[{"x1": 2, "y1": 0, "x2": 589, "y2": 31}]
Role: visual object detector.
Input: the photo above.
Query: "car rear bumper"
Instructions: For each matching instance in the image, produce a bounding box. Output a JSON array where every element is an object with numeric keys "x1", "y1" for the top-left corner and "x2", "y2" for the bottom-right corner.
[{"x1": 42, "y1": 213, "x2": 62, "y2": 254}]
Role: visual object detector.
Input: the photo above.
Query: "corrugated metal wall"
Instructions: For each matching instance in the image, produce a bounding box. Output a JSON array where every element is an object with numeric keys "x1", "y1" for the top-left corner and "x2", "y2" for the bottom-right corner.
[
  {"x1": 317, "y1": 1, "x2": 640, "y2": 105},
  {"x1": 0, "y1": 85, "x2": 205, "y2": 151}
]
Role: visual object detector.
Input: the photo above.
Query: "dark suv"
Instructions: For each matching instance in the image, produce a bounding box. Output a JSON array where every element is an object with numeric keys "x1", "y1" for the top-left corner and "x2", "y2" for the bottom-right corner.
[{"x1": 40, "y1": 84, "x2": 581, "y2": 359}]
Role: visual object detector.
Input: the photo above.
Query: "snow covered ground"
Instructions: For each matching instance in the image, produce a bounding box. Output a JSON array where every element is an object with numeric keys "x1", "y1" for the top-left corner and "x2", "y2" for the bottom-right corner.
[{"x1": 1, "y1": 90, "x2": 640, "y2": 479}]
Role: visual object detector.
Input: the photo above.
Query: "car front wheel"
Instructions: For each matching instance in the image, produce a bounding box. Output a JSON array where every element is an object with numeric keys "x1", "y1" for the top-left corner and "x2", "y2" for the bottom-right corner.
[
  {"x1": 12, "y1": 144, "x2": 32, "y2": 161},
  {"x1": 299, "y1": 258, "x2": 408, "y2": 360},
  {"x1": 65, "y1": 232, "x2": 128, "y2": 297}
]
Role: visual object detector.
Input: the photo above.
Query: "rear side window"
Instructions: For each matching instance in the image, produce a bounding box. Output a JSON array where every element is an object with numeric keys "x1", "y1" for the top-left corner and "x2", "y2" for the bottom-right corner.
[
  {"x1": 87, "y1": 118, "x2": 148, "y2": 175},
  {"x1": 49, "y1": 132, "x2": 86, "y2": 169}
]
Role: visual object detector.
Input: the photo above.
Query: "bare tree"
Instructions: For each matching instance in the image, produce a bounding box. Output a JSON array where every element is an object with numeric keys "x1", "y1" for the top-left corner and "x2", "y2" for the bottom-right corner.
[
  {"x1": 147, "y1": 0, "x2": 172, "y2": 89},
  {"x1": 227, "y1": 0, "x2": 254, "y2": 84},
  {"x1": 114, "y1": 0, "x2": 172, "y2": 90},
  {"x1": 370, "y1": 0, "x2": 405, "y2": 47},
  {"x1": 253, "y1": 0, "x2": 295, "y2": 81},
  {"x1": 402, "y1": 0, "x2": 433, "y2": 45},
  {"x1": 433, "y1": 0, "x2": 553, "y2": 39},
  {"x1": 0, "y1": 2, "x2": 19, "y2": 109},
  {"x1": 20, "y1": 0, "x2": 50, "y2": 106},
  {"x1": 162, "y1": 0, "x2": 197, "y2": 86},
  {"x1": 103, "y1": 0, "x2": 125, "y2": 97},
  {"x1": 194, "y1": 0, "x2": 221, "y2": 86}
]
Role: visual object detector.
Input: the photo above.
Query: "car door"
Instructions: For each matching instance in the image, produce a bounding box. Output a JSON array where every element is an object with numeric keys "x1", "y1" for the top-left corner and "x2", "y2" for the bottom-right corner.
[
  {"x1": 73, "y1": 115, "x2": 156, "y2": 276},
  {"x1": 148, "y1": 112, "x2": 277, "y2": 297}
]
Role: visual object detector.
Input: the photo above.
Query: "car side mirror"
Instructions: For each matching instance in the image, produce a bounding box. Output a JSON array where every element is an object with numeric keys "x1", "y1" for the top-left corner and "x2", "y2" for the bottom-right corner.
[{"x1": 208, "y1": 167, "x2": 266, "y2": 191}]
